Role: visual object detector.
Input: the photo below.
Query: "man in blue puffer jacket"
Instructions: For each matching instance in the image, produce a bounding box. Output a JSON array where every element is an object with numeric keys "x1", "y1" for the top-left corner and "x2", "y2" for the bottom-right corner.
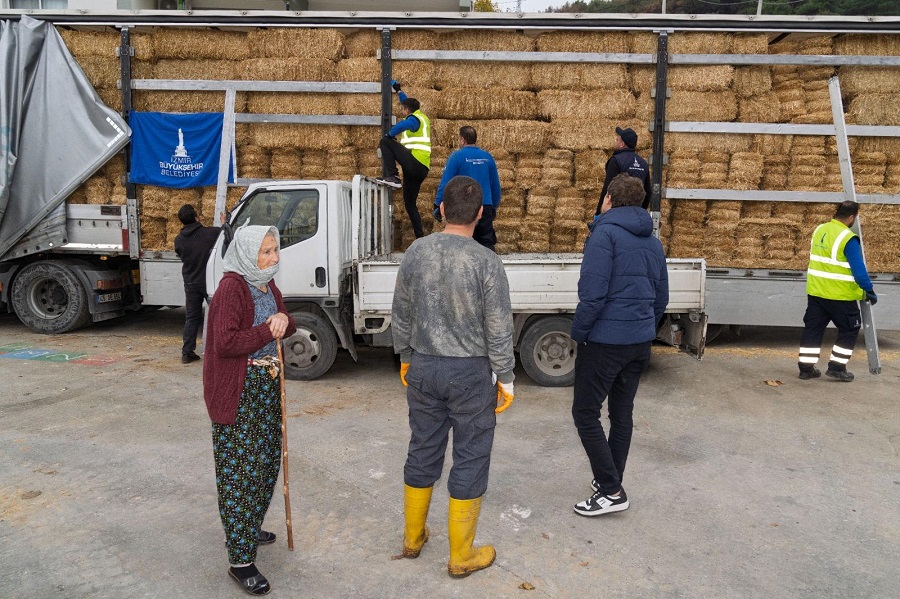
[{"x1": 570, "y1": 173, "x2": 669, "y2": 518}]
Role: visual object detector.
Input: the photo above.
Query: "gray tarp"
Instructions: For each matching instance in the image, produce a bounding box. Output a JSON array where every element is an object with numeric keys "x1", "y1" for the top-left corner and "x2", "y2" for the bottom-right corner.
[{"x1": 0, "y1": 15, "x2": 130, "y2": 261}]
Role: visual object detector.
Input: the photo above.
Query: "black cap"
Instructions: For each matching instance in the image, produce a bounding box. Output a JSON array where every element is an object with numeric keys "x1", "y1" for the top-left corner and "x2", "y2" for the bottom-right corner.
[{"x1": 615, "y1": 126, "x2": 638, "y2": 149}]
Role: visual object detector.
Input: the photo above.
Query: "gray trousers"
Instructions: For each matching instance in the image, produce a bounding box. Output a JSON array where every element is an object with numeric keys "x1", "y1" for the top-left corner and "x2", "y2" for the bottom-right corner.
[{"x1": 403, "y1": 353, "x2": 496, "y2": 500}]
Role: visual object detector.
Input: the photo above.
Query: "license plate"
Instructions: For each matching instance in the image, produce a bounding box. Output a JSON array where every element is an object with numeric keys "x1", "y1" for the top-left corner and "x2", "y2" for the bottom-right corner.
[{"x1": 97, "y1": 292, "x2": 122, "y2": 303}]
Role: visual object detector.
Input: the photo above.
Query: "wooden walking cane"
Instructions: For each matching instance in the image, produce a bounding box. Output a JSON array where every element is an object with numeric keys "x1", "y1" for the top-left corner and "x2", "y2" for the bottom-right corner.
[{"x1": 276, "y1": 340, "x2": 295, "y2": 550}]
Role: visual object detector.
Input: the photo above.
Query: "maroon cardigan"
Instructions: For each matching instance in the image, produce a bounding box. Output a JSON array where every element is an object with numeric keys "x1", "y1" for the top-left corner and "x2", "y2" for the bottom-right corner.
[{"x1": 203, "y1": 272, "x2": 297, "y2": 424}]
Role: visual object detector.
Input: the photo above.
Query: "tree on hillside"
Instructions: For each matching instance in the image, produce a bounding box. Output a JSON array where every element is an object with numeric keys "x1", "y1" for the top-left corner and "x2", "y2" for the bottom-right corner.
[
  {"x1": 474, "y1": 0, "x2": 499, "y2": 11},
  {"x1": 550, "y1": 0, "x2": 899, "y2": 16}
]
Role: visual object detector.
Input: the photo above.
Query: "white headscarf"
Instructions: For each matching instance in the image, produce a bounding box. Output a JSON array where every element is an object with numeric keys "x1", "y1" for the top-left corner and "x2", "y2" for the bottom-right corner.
[{"x1": 223, "y1": 224, "x2": 280, "y2": 288}]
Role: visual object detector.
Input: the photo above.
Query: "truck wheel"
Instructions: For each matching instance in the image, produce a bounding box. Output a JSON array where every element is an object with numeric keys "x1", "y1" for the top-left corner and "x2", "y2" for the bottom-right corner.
[
  {"x1": 282, "y1": 312, "x2": 338, "y2": 381},
  {"x1": 11, "y1": 261, "x2": 91, "y2": 334},
  {"x1": 519, "y1": 316, "x2": 577, "y2": 387}
]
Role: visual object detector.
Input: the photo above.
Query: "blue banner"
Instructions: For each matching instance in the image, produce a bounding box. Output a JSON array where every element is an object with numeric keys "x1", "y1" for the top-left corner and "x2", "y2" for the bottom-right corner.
[{"x1": 129, "y1": 112, "x2": 235, "y2": 188}]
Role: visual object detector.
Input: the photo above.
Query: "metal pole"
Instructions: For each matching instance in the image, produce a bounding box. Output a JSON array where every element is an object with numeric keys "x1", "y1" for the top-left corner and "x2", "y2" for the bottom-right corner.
[
  {"x1": 756, "y1": 0, "x2": 763, "y2": 16},
  {"x1": 828, "y1": 76, "x2": 881, "y2": 375},
  {"x1": 650, "y1": 31, "x2": 669, "y2": 240}
]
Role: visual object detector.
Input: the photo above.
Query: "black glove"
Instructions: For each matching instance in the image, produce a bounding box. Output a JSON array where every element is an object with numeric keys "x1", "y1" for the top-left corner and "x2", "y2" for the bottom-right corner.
[
  {"x1": 383, "y1": 133, "x2": 395, "y2": 140},
  {"x1": 433, "y1": 205, "x2": 442, "y2": 222},
  {"x1": 865, "y1": 290, "x2": 877, "y2": 305},
  {"x1": 391, "y1": 79, "x2": 402, "y2": 92}
]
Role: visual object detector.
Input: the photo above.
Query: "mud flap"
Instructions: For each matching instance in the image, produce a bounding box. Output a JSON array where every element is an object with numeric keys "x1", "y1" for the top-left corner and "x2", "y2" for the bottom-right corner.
[
  {"x1": 323, "y1": 306, "x2": 358, "y2": 362},
  {"x1": 656, "y1": 311, "x2": 708, "y2": 360}
]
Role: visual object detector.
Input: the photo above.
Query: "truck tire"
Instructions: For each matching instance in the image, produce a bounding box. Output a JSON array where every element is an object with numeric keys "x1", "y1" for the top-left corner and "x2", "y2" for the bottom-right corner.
[
  {"x1": 282, "y1": 312, "x2": 338, "y2": 381},
  {"x1": 11, "y1": 261, "x2": 91, "y2": 334},
  {"x1": 519, "y1": 316, "x2": 577, "y2": 387}
]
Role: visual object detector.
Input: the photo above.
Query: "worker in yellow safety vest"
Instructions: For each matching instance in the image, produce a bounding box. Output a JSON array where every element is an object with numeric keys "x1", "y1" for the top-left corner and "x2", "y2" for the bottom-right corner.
[
  {"x1": 798, "y1": 201, "x2": 877, "y2": 382},
  {"x1": 376, "y1": 80, "x2": 431, "y2": 239}
]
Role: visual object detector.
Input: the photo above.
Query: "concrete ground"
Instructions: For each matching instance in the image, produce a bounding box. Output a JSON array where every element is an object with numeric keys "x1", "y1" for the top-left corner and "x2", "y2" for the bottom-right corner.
[{"x1": 0, "y1": 308, "x2": 898, "y2": 599}]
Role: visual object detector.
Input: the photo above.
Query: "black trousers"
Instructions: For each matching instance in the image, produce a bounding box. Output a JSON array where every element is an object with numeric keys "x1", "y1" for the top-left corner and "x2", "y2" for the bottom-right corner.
[
  {"x1": 798, "y1": 295, "x2": 861, "y2": 373},
  {"x1": 380, "y1": 137, "x2": 429, "y2": 238},
  {"x1": 182, "y1": 284, "x2": 207, "y2": 356},
  {"x1": 572, "y1": 341, "x2": 651, "y2": 496},
  {"x1": 473, "y1": 205, "x2": 497, "y2": 252}
]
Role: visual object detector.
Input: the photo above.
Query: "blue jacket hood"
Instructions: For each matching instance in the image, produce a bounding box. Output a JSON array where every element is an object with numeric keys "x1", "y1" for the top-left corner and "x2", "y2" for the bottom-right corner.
[{"x1": 596, "y1": 205, "x2": 654, "y2": 238}]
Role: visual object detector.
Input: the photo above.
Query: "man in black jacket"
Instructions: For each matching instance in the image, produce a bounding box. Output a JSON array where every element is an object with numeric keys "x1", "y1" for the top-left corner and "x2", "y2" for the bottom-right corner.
[
  {"x1": 174, "y1": 204, "x2": 222, "y2": 364},
  {"x1": 594, "y1": 127, "x2": 652, "y2": 215}
]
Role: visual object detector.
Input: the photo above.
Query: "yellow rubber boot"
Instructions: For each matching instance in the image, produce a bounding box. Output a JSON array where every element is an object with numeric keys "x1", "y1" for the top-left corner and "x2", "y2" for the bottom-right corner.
[
  {"x1": 447, "y1": 496, "x2": 496, "y2": 578},
  {"x1": 402, "y1": 484, "x2": 433, "y2": 558}
]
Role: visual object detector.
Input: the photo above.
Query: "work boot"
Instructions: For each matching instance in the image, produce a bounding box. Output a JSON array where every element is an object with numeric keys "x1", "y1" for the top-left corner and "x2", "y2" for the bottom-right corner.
[
  {"x1": 798, "y1": 366, "x2": 821, "y2": 380},
  {"x1": 825, "y1": 368, "x2": 854, "y2": 382},
  {"x1": 447, "y1": 496, "x2": 496, "y2": 578},
  {"x1": 402, "y1": 484, "x2": 432, "y2": 558}
]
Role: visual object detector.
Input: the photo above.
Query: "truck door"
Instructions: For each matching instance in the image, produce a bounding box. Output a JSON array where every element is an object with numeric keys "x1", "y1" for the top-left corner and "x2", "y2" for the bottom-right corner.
[{"x1": 208, "y1": 184, "x2": 330, "y2": 298}]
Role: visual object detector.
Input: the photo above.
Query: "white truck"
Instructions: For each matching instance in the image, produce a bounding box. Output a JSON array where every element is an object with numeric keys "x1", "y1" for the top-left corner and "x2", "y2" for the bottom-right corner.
[{"x1": 206, "y1": 176, "x2": 707, "y2": 386}]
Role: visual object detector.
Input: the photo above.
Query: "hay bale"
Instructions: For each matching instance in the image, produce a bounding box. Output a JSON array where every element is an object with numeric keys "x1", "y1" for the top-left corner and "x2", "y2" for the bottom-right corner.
[
  {"x1": 753, "y1": 135, "x2": 793, "y2": 155},
  {"x1": 344, "y1": 29, "x2": 379, "y2": 58},
  {"x1": 840, "y1": 66, "x2": 900, "y2": 95},
  {"x1": 516, "y1": 154, "x2": 544, "y2": 189},
  {"x1": 531, "y1": 63, "x2": 628, "y2": 90},
  {"x1": 238, "y1": 146, "x2": 270, "y2": 178},
  {"x1": 350, "y1": 126, "x2": 381, "y2": 150},
  {"x1": 83, "y1": 177, "x2": 112, "y2": 204},
  {"x1": 739, "y1": 93, "x2": 783, "y2": 123},
  {"x1": 762, "y1": 155, "x2": 790, "y2": 190},
  {"x1": 574, "y1": 150, "x2": 606, "y2": 190},
  {"x1": 792, "y1": 135, "x2": 827, "y2": 152},
  {"x1": 535, "y1": 31, "x2": 627, "y2": 53},
  {"x1": 727, "y1": 152, "x2": 764, "y2": 190},
  {"x1": 435, "y1": 88, "x2": 539, "y2": 120},
  {"x1": 392, "y1": 30, "x2": 440, "y2": 50},
  {"x1": 729, "y1": 34, "x2": 770, "y2": 55},
  {"x1": 628, "y1": 32, "x2": 657, "y2": 54},
  {"x1": 247, "y1": 29, "x2": 343, "y2": 61},
  {"x1": 669, "y1": 33, "x2": 728, "y2": 54},
  {"x1": 249, "y1": 123, "x2": 349, "y2": 150},
  {"x1": 339, "y1": 94, "x2": 380, "y2": 116},
  {"x1": 58, "y1": 28, "x2": 120, "y2": 58},
  {"x1": 551, "y1": 120, "x2": 641, "y2": 152},
  {"x1": 732, "y1": 67, "x2": 772, "y2": 97},
  {"x1": 391, "y1": 61, "x2": 437, "y2": 88},
  {"x1": 102, "y1": 155, "x2": 127, "y2": 183},
  {"x1": 270, "y1": 149, "x2": 302, "y2": 179},
  {"x1": 76, "y1": 57, "x2": 119, "y2": 89},
  {"x1": 96, "y1": 88, "x2": 122, "y2": 113},
  {"x1": 669, "y1": 66, "x2": 734, "y2": 91},
  {"x1": 798, "y1": 35, "x2": 835, "y2": 55},
  {"x1": 474, "y1": 120, "x2": 552, "y2": 154},
  {"x1": 239, "y1": 58, "x2": 336, "y2": 81},
  {"x1": 667, "y1": 91, "x2": 737, "y2": 122},
  {"x1": 442, "y1": 30, "x2": 534, "y2": 52},
  {"x1": 835, "y1": 34, "x2": 900, "y2": 56},
  {"x1": 798, "y1": 66, "x2": 834, "y2": 83},
  {"x1": 300, "y1": 151, "x2": 328, "y2": 179},
  {"x1": 154, "y1": 28, "x2": 249, "y2": 60},
  {"x1": 667, "y1": 133, "x2": 753, "y2": 154},
  {"x1": 849, "y1": 94, "x2": 900, "y2": 126},
  {"x1": 538, "y1": 90, "x2": 636, "y2": 121},
  {"x1": 132, "y1": 90, "x2": 248, "y2": 113},
  {"x1": 153, "y1": 59, "x2": 240, "y2": 80},
  {"x1": 247, "y1": 92, "x2": 335, "y2": 115},
  {"x1": 741, "y1": 203, "x2": 775, "y2": 219},
  {"x1": 140, "y1": 217, "x2": 167, "y2": 250},
  {"x1": 336, "y1": 57, "x2": 379, "y2": 82},
  {"x1": 630, "y1": 66, "x2": 656, "y2": 94},
  {"x1": 435, "y1": 62, "x2": 531, "y2": 91},
  {"x1": 519, "y1": 219, "x2": 551, "y2": 253},
  {"x1": 773, "y1": 84, "x2": 806, "y2": 121}
]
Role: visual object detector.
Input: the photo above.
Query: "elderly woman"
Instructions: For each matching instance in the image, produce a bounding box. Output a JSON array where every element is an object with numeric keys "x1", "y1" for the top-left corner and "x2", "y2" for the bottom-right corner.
[{"x1": 203, "y1": 225, "x2": 296, "y2": 596}]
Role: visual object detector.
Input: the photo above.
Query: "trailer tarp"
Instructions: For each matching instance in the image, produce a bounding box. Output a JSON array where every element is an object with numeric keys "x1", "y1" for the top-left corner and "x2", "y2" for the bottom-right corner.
[{"x1": 0, "y1": 15, "x2": 130, "y2": 261}]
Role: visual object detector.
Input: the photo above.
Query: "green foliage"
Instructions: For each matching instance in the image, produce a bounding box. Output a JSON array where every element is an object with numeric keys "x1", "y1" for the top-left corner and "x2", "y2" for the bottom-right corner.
[
  {"x1": 474, "y1": 0, "x2": 499, "y2": 11},
  {"x1": 550, "y1": 0, "x2": 899, "y2": 16}
]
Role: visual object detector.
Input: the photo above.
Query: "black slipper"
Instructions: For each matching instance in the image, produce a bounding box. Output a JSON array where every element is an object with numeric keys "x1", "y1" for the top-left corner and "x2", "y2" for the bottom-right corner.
[
  {"x1": 258, "y1": 530, "x2": 276, "y2": 545},
  {"x1": 228, "y1": 568, "x2": 271, "y2": 596}
]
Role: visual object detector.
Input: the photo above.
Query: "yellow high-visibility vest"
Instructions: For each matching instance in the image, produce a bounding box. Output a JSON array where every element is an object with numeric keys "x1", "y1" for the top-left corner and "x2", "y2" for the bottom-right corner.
[
  {"x1": 400, "y1": 110, "x2": 431, "y2": 168},
  {"x1": 806, "y1": 219, "x2": 865, "y2": 301}
]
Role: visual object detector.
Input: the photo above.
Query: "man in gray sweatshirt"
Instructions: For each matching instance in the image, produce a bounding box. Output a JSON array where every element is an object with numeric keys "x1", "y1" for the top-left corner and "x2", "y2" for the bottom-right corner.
[{"x1": 391, "y1": 175, "x2": 515, "y2": 578}]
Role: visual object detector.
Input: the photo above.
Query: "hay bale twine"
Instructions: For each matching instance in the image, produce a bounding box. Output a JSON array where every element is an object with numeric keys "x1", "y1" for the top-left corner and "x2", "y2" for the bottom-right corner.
[
  {"x1": 669, "y1": 66, "x2": 734, "y2": 91},
  {"x1": 531, "y1": 63, "x2": 628, "y2": 90},
  {"x1": 154, "y1": 28, "x2": 249, "y2": 60},
  {"x1": 247, "y1": 28, "x2": 343, "y2": 61},
  {"x1": 240, "y1": 57, "x2": 336, "y2": 81}
]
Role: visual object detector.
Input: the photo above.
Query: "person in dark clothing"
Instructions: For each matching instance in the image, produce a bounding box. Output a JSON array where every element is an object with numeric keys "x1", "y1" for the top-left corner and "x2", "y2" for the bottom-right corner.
[
  {"x1": 173, "y1": 204, "x2": 223, "y2": 364},
  {"x1": 375, "y1": 80, "x2": 432, "y2": 239},
  {"x1": 595, "y1": 127, "x2": 652, "y2": 215},
  {"x1": 572, "y1": 173, "x2": 668, "y2": 517}
]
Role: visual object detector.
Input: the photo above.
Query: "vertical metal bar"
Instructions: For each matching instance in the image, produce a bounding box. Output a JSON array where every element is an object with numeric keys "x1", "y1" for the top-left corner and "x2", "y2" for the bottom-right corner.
[
  {"x1": 119, "y1": 26, "x2": 140, "y2": 260},
  {"x1": 828, "y1": 76, "x2": 880, "y2": 375},
  {"x1": 380, "y1": 29, "x2": 393, "y2": 142},
  {"x1": 650, "y1": 31, "x2": 669, "y2": 239},
  {"x1": 214, "y1": 87, "x2": 238, "y2": 226}
]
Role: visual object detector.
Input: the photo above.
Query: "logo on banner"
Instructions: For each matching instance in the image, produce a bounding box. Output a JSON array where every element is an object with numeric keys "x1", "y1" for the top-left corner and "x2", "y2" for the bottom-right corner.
[{"x1": 158, "y1": 128, "x2": 205, "y2": 179}]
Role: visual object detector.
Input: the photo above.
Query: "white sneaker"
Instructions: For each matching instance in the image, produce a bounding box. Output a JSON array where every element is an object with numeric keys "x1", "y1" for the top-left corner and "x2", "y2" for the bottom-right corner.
[{"x1": 574, "y1": 488, "x2": 629, "y2": 517}]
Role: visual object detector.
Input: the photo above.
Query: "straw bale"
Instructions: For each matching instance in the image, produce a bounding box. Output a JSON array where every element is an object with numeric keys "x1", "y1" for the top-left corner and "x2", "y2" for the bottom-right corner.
[
  {"x1": 669, "y1": 33, "x2": 728, "y2": 55},
  {"x1": 153, "y1": 28, "x2": 249, "y2": 60},
  {"x1": 249, "y1": 123, "x2": 349, "y2": 150},
  {"x1": 699, "y1": 171, "x2": 728, "y2": 188},
  {"x1": 153, "y1": 59, "x2": 240, "y2": 80},
  {"x1": 83, "y1": 177, "x2": 112, "y2": 204},
  {"x1": 132, "y1": 91, "x2": 248, "y2": 113},
  {"x1": 435, "y1": 62, "x2": 531, "y2": 91},
  {"x1": 729, "y1": 34, "x2": 770, "y2": 55},
  {"x1": 792, "y1": 135, "x2": 827, "y2": 151},
  {"x1": 798, "y1": 35, "x2": 834, "y2": 55},
  {"x1": 391, "y1": 61, "x2": 437, "y2": 88},
  {"x1": 753, "y1": 135, "x2": 793, "y2": 155},
  {"x1": 628, "y1": 32, "x2": 657, "y2": 54},
  {"x1": 669, "y1": 66, "x2": 734, "y2": 92},
  {"x1": 269, "y1": 149, "x2": 302, "y2": 179},
  {"x1": 519, "y1": 220, "x2": 551, "y2": 253},
  {"x1": 738, "y1": 93, "x2": 783, "y2": 123},
  {"x1": 239, "y1": 58, "x2": 336, "y2": 82},
  {"x1": 740, "y1": 202, "x2": 774, "y2": 219},
  {"x1": 238, "y1": 146, "x2": 270, "y2": 178},
  {"x1": 57, "y1": 29, "x2": 121, "y2": 58},
  {"x1": 344, "y1": 30, "x2": 379, "y2": 58},
  {"x1": 516, "y1": 158, "x2": 543, "y2": 188},
  {"x1": 96, "y1": 88, "x2": 122, "y2": 113},
  {"x1": 442, "y1": 30, "x2": 533, "y2": 52},
  {"x1": 771, "y1": 202, "x2": 806, "y2": 224},
  {"x1": 247, "y1": 92, "x2": 334, "y2": 115},
  {"x1": 574, "y1": 150, "x2": 606, "y2": 190},
  {"x1": 630, "y1": 66, "x2": 656, "y2": 95},
  {"x1": 435, "y1": 88, "x2": 539, "y2": 120},
  {"x1": 140, "y1": 217, "x2": 167, "y2": 250},
  {"x1": 392, "y1": 30, "x2": 440, "y2": 50},
  {"x1": 76, "y1": 57, "x2": 119, "y2": 89},
  {"x1": 247, "y1": 29, "x2": 343, "y2": 61},
  {"x1": 672, "y1": 200, "x2": 708, "y2": 220},
  {"x1": 838, "y1": 66, "x2": 900, "y2": 94},
  {"x1": 849, "y1": 94, "x2": 900, "y2": 126},
  {"x1": 102, "y1": 155, "x2": 126, "y2": 183},
  {"x1": 667, "y1": 91, "x2": 737, "y2": 122},
  {"x1": 494, "y1": 218, "x2": 522, "y2": 241},
  {"x1": 773, "y1": 85, "x2": 805, "y2": 121},
  {"x1": 538, "y1": 90, "x2": 636, "y2": 121},
  {"x1": 474, "y1": 120, "x2": 552, "y2": 154},
  {"x1": 348, "y1": 126, "x2": 378, "y2": 150},
  {"x1": 798, "y1": 67, "x2": 834, "y2": 83},
  {"x1": 336, "y1": 57, "x2": 379, "y2": 82},
  {"x1": 728, "y1": 152, "x2": 764, "y2": 190},
  {"x1": 336, "y1": 93, "x2": 379, "y2": 116},
  {"x1": 835, "y1": 34, "x2": 900, "y2": 56},
  {"x1": 667, "y1": 133, "x2": 753, "y2": 154},
  {"x1": 535, "y1": 31, "x2": 627, "y2": 54},
  {"x1": 770, "y1": 65, "x2": 799, "y2": 86},
  {"x1": 732, "y1": 67, "x2": 772, "y2": 98},
  {"x1": 532, "y1": 63, "x2": 628, "y2": 90}
]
